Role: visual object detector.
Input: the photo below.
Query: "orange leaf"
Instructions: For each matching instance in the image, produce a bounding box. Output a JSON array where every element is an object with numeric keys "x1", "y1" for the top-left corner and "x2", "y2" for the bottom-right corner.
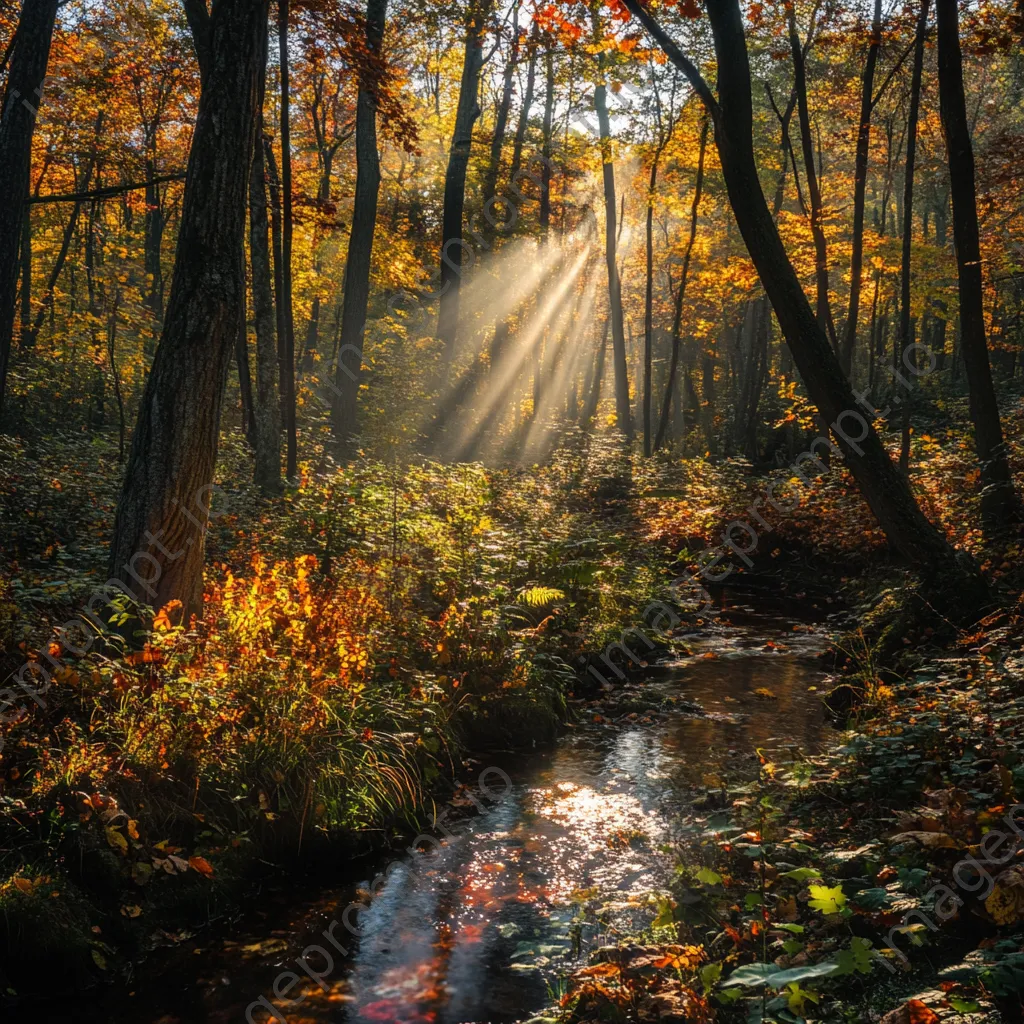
[{"x1": 189, "y1": 856, "x2": 215, "y2": 879}]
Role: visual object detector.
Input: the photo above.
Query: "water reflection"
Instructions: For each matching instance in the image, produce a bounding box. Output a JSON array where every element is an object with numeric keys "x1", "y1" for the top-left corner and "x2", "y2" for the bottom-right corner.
[{"x1": 35, "y1": 613, "x2": 832, "y2": 1024}]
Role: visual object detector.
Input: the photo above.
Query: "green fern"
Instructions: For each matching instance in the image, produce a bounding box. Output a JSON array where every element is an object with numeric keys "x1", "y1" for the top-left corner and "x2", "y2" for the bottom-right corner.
[{"x1": 517, "y1": 586, "x2": 566, "y2": 608}]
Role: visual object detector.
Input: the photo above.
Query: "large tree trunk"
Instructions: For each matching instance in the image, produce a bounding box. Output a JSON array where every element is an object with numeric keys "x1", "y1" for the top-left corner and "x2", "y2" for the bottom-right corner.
[
  {"x1": 437, "y1": 0, "x2": 490, "y2": 357},
  {"x1": 840, "y1": 0, "x2": 882, "y2": 375},
  {"x1": 898, "y1": 0, "x2": 929, "y2": 474},
  {"x1": 332, "y1": 0, "x2": 387, "y2": 450},
  {"x1": 0, "y1": 0, "x2": 59, "y2": 417},
  {"x1": 936, "y1": 0, "x2": 1018, "y2": 531},
  {"x1": 107, "y1": 0, "x2": 269, "y2": 623},
  {"x1": 623, "y1": 0, "x2": 982, "y2": 599},
  {"x1": 277, "y1": 0, "x2": 297, "y2": 479},
  {"x1": 593, "y1": 67, "x2": 633, "y2": 440},
  {"x1": 249, "y1": 114, "x2": 282, "y2": 495}
]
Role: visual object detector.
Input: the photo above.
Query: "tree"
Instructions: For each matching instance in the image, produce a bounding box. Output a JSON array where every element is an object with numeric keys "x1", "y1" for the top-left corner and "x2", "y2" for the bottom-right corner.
[
  {"x1": 437, "y1": 0, "x2": 492, "y2": 357},
  {"x1": 654, "y1": 114, "x2": 708, "y2": 454},
  {"x1": 592, "y1": 9, "x2": 632, "y2": 441},
  {"x1": 0, "y1": 0, "x2": 60, "y2": 418},
  {"x1": 840, "y1": 0, "x2": 882, "y2": 375},
  {"x1": 935, "y1": 0, "x2": 1019, "y2": 532},
  {"x1": 250, "y1": 112, "x2": 282, "y2": 495},
  {"x1": 787, "y1": 3, "x2": 836, "y2": 350},
  {"x1": 108, "y1": 0, "x2": 270, "y2": 621},
  {"x1": 623, "y1": 0, "x2": 984, "y2": 601},
  {"x1": 332, "y1": 0, "x2": 389, "y2": 449},
  {"x1": 277, "y1": 0, "x2": 297, "y2": 479},
  {"x1": 898, "y1": 0, "x2": 929, "y2": 474}
]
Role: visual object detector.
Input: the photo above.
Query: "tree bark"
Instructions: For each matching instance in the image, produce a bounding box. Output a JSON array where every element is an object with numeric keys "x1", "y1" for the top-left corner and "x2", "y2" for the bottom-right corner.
[
  {"x1": 840, "y1": 0, "x2": 882, "y2": 375},
  {"x1": 278, "y1": 0, "x2": 297, "y2": 479},
  {"x1": 508, "y1": 23, "x2": 538, "y2": 186},
  {"x1": 250, "y1": 114, "x2": 282, "y2": 495},
  {"x1": 482, "y1": 5, "x2": 517, "y2": 208},
  {"x1": 593, "y1": 67, "x2": 633, "y2": 440},
  {"x1": 540, "y1": 45, "x2": 554, "y2": 233},
  {"x1": 332, "y1": 0, "x2": 387, "y2": 450},
  {"x1": 0, "y1": 0, "x2": 59, "y2": 417},
  {"x1": 623, "y1": 0, "x2": 982, "y2": 599},
  {"x1": 654, "y1": 116, "x2": 708, "y2": 453},
  {"x1": 788, "y1": 6, "x2": 837, "y2": 350},
  {"x1": 438, "y1": 0, "x2": 490, "y2": 357},
  {"x1": 107, "y1": 0, "x2": 270, "y2": 622},
  {"x1": 898, "y1": 0, "x2": 928, "y2": 473},
  {"x1": 936, "y1": 0, "x2": 1018, "y2": 530}
]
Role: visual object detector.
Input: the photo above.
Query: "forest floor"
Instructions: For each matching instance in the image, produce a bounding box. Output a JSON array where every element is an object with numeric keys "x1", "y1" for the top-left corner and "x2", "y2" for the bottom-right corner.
[{"x1": 2, "y1": 407, "x2": 1024, "y2": 1019}]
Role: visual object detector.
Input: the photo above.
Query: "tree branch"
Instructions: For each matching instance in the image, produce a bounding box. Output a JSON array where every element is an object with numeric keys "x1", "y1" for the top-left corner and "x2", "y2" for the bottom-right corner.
[
  {"x1": 28, "y1": 172, "x2": 188, "y2": 205},
  {"x1": 620, "y1": 0, "x2": 719, "y2": 120}
]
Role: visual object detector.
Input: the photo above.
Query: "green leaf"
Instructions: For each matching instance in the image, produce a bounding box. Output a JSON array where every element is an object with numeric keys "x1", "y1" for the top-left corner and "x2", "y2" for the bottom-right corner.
[
  {"x1": 851, "y1": 887, "x2": 890, "y2": 911},
  {"x1": 721, "y1": 963, "x2": 781, "y2": 988},
  {"x1": 807, "y1": 884, "x2": 847, "y2": 915},
  {"x1": 782, "y1": 938, "x2": 804, "y2": 956},
  {"x1": 774, "y1": 923, "x2": 805, "y2": 934},
  {"x1": 745, "y1": 892, "x2": 764, "y2": 909},
  {"x1": 700, "y1": 961, "x2": 722, "y2": 991},
  {"x1": 771, "y1": 961, "x2": 840, "y2": 986},
  {"x1": 696, "y1": 867, "x2": 723, "y2": 886},
  {"x1": 834, "y1": 937, "x2": 876, "y2": 975},
  {"x1": 781, "y1": 867, "x2": 823, "y2": 882},
  {"x1": 949, "y1": 998, "x2": 981, "y2": 1014}
]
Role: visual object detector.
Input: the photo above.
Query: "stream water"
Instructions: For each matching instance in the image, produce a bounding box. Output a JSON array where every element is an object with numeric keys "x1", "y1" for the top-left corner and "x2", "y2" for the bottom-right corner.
[{"x1": 39, "y1": 600, "x2": 834, "y2": 1024}]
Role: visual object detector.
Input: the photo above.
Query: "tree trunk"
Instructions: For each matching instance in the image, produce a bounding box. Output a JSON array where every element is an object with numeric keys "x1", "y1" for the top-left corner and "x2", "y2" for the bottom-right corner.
[
  {"x1": 840, "y1": 0, "x2": 882, "y2": 375},
  {"x1": 508, "y1": 24, "x2": 538, "y2": 186},
  {"x1": 482, "y1": 6, "x2": 517, "y2": 207},
  {"x1": 936, "y1": 0, "x2": 1018, "y2": 531},
  {"x1": 249, "y1": 114, "x2": 282, "y2": 495},
  {"x1": 788, "y1": 7, "x2": 837, "y2": 350},
  {"x1": 332, "y1": 0, "x2": 387, "y2": 449},
  {"x1": 236, "y1": 302, "x2": 257, "y2": 445},
  {"x1": 278, "y1": 0, "x2": 297, "y2": 479},
  {"x1": 593, "y1": 71, "x2": 633, "y2": 440},
  {"x1": 107, "y1": 0, "x2": 270, "y2": 623},
  {"x1": 144, "y1": 146, "x2": 166, "y2": 323},
  {"x1": 0, "y1": 0, "x2": 59, "y2": 417},
  {"x1": 623, "y1": 0, "x2": 982, "y2": 599},
  {"x1": 898, "y1": 0, "x2": 929, "y2": 474},
  {"x1": 540, "y1": 45, "x2": 554, "y2": 233},
  {"x1": 19, "y1": 194, "x2": 31, "y2": 346},
  {"x1": 438, "y1": 0, "x2": 490, "y2": 357},
  {"x1": 655, "y1": 116, "x2": 708, "y2": 453}
]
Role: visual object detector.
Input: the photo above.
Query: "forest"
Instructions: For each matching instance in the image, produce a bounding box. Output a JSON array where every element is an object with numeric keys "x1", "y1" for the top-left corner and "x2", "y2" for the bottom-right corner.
[{"x1": 1, "y1": 0, "x2": 1024, "y2": 1021}]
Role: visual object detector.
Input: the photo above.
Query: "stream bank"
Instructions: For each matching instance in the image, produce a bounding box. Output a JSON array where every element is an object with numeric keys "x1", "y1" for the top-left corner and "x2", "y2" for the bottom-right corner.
[{"x1": 21, "y1": 599, "x2": 837, "y2": 1023}]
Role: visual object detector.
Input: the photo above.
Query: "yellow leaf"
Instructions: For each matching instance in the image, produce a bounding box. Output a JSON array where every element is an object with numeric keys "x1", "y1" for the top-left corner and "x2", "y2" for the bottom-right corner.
[{"x1": 106, "y1": 827, "x2": 129, "y2": 856}]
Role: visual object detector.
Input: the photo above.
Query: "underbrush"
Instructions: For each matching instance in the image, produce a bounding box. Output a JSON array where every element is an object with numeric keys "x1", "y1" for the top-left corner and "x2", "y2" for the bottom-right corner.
[
  {"x1": 552, "y1": 607, "x2": 1024, "y2": 1024},
  {"x1": 2, "y1": 404, "x2": 1024, "y2": 999}
]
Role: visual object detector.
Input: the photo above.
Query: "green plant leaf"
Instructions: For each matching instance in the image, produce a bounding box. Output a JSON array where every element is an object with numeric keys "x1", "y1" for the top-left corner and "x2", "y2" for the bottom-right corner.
[{"x1": 807, "y1": 884, "x2": 847, "y2": 915}]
